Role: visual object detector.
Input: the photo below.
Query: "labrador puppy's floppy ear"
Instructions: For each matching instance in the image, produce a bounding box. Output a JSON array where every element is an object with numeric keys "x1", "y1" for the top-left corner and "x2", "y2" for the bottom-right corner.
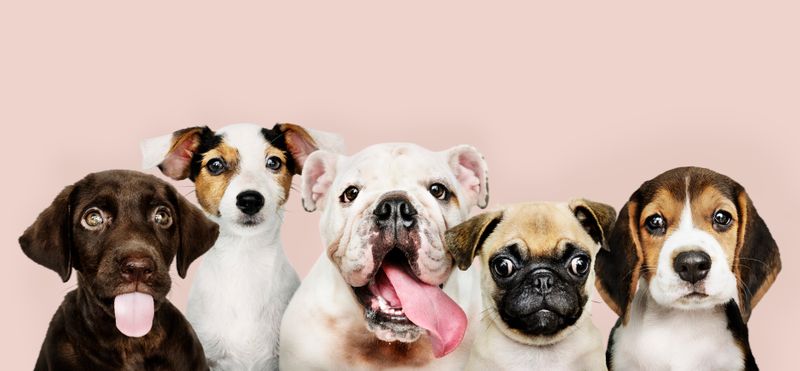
[
  {"x1": 300, "y1": 150, "x2": 342, "y2": 212},
  {"x1": 19, "y1": 185, "x2": 76, "y2": 282},
  {"x1": 141, "y1": 126, "x2": 214, "y2": 180},
  {"x1": 442, "y1": 145, "x2": 490, "y2": 209},
  {"x1": 734, "y1": 189, "x2": 781, "y2": 322},
  {"x1": 445, "y1": 210, "x2": 503, "y2": 270},
  {"x1": 595, "y1": 200, "x2": 642, "y2": 323},
  {"x1": 569, "y1": 198, "x2": 616, "y2": 249},
  {"x1": 172, "y1": 188, "x2": 219, "y2": 278}
]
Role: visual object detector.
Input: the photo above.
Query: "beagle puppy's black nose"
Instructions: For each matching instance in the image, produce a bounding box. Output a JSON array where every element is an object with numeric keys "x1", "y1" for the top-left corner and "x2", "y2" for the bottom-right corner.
[
  {"x1": 236, "y1": 190, "x2": 265, "y2": 215},
  {"x1": 120, "y1": 257, "x2": 155, "y2": 282},
  {"x1": 673, "y1": 251, "x2": 711, "y2": 284},
  {"x1": 374, "y1": 197, "x2": 417, "y2": 229},
  {"x1": 531, "y1": 270, "x2": 555, "y2": 294}
]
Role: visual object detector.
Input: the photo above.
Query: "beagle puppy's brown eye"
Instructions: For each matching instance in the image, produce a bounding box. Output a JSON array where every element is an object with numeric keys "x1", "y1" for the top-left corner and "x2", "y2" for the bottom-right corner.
[
  {"x1": 644, "y1": 214, "x2": 667, "y2": 235},
  {"x1": 429, "y1": 183, "x2": 449, "y2": 200},
  {"x1": 339, "y1": 186, "x2": 360, "y2": 203},
  {"x1": 266, "y1": 156, "x2": 282, "y2": 171},
  {"x1": 206, "y1": 158, "x2": 227, "y2": 176},
  {"x1": 82, "y1": 208, "x2": 105, "y2": 230},
  {"x1": 153, "y1": 207, "x2": 173, "y2": 228},
  {"x1": 491, "y1": 257, "x2": 516, "y2": 278},
  {"x1": 712, "y1": 210, "x2": 733, "y2": 231},
  {"x1": 568, "y1": 255, "x2": 590, "y2": 276}
]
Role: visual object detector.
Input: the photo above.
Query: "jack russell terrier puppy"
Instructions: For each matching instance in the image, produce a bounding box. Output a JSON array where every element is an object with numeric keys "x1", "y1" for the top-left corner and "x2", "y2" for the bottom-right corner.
[
  {"x1": 446, "y1": 200, "x2": 614, "y2": 371},
  {"x1": 141, "y1": 123, "x2": 343, "y2": 370},
  {"x1": 596, "y1": 167, "x2": 781, "y2": 371},
  {"x1": 279, "y1": 143, "x2": 490, "y2": 370}
]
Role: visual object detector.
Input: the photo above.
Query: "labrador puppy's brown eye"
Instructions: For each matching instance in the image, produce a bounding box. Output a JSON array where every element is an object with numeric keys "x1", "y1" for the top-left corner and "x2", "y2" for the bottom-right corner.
[
  {"x1": 491, "y1": 257, "x2": 516, "y2": 278},
  {"x1": 340, "y1": 186, "x2": 360, "y2": 203},
  {"x1": 266, "y1": 156, "x2": 282, "y2": 171},
  {"x1": 82, "y1": 208, "x2": 105, "y2": 230},
  {"x1": 153, "y1": 207, "x2": 173, "y2": 228},
  {"x1": 568, "y1": 255, "x2": 590, "y2": 276},
  {"x1": 206, "y1": 158, "x2": 226, "y2": 176},
  {"x1": 644, "y1": 214, "x2": 667, "y2": 235},
  {"x1": 429, "y1": 183, "x2": 449, "y2": 200},
  {"x1": 712, "y1": 210, "x2": 733, "y2": 231}
]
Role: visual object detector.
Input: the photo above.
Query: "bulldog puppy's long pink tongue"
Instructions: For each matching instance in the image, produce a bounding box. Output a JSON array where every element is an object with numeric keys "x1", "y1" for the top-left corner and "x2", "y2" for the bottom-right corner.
[
  {"x1": 114, "y1": 292, "x2": 154, "y2": 337},
  {"x1": 382, "y1": 263, "x2": 467, "y2": 358}
]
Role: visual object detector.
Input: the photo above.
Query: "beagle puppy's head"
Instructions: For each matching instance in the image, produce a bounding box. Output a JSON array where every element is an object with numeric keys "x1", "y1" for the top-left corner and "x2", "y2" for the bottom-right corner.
[
  {"x1": 141, "y1": 123, "x2": 343, "y2": 235},
  {"x1": 596, "y1": 167, "x2": 781, "y2": 323},
  {"x1": 446, "y1": 200, "x2": 615, "y2": 345}
]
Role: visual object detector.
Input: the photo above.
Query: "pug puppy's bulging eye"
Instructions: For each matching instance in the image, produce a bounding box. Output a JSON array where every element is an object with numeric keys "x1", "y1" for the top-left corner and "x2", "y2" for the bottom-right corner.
[
  {"x1": 712, "y1": 210, "x2": 733, "y2": 231},
  {"x1": 568, "y1": 255, "x2": 590, "y2": 276},
  {"x1": 429, "y1": 183, "x2": 449, "y2": 200},
  {"x1": 644, "y1": 214, "x2": 667, "y2": 235},
  {"x1": 206, "y1": 158, "x2": 227, "y2": 176},
  {"x1": 491, "y1": 257, "x2": 516, "y2": 278},
  {"x1": 153, "y1": 207, "x2": 173, "y2": 228},
  {"x1": 82, "y1": 208, "x2": 105, "y2": 230},
  {"x1": 339, "y1": 186, "x2": 360, "y2": 203},
  {"x1": 266, "y1": 156, "x2": 282, "y2": 171}
]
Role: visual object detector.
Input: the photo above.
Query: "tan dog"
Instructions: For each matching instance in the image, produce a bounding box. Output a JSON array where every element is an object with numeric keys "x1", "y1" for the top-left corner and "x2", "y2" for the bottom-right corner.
[
  {"x1": 596, "y1": 167, "x2": 781, "y2": 371},
  {"x1": 446, "y1": 200, "x2": 614, "y2": 371}
]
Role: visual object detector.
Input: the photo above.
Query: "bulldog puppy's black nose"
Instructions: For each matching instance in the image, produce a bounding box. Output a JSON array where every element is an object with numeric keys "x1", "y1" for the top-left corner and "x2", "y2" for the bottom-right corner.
[
  {"x1": 236, "y1": 190, "x2": 265, "y2": 215},
  {"x1": 674, "y1": 251, "x2": 711, "y2": 284},
  {"x1": 374, "y1": 197, "x2": 417, "y2": 229},
  {"x1": 120, "y1": 257, "x2": 155, "y2": 282},
  {"x1": 531, "y1": 270, "x2": 555, "y2": 294}
]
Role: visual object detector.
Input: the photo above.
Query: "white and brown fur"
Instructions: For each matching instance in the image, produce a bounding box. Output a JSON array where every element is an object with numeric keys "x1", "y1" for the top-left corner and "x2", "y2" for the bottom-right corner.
[
  {"x1": 446, "y1": 200, "x2": 614, "y2": 371},
  {"x1": 596, "y1": 167, "x2": 781, "y2": 371},
  {"x1": 141, "y1": 123, "x2": 343, "y2": 370}
]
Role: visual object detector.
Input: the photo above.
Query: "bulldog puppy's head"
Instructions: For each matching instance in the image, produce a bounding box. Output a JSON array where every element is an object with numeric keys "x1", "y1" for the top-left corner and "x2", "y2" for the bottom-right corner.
[
  {"x1": 301, "y1": 143, "x2": 489, "y2": 357},
  {"x1": 596, "y1": 167, "x2": 781, "y2": 323},
  {"x1": 446, "y1": 200, "x2": 615, "y2": 345}
]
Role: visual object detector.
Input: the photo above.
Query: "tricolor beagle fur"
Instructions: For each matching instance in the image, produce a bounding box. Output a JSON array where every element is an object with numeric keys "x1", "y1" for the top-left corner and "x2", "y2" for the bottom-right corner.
[{"x1": 596, "y1": 167, "x2": 781, "y2": 371}]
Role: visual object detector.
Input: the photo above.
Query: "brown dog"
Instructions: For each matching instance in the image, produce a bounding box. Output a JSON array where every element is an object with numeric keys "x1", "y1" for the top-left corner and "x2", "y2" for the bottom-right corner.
[{"x1": 20, "y1": 170, "x2": 219, "y2": 370}]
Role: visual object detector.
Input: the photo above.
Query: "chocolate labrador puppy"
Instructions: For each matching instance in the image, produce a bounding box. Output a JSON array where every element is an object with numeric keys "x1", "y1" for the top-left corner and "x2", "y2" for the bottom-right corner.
[{"x1": 20, "y1": 170, "x2": 219, "y2": 370}]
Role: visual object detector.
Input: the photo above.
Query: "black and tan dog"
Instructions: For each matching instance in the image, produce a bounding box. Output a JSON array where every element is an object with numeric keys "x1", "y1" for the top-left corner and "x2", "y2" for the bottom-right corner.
[
  {"x1": 20, "y1": 170, "x2": 219, "y2": 370},
  {"x1": 596, "y1": 167, "x2": 781, "y2": 371},
  {"x1": 446, "y1": 200, "x2": 615, "y2": 371}
]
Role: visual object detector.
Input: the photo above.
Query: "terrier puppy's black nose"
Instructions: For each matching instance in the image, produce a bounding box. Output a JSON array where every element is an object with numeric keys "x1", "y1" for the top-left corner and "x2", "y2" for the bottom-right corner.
[
  {"x1": 120, "y1": 257, "x2": 155, "y2": 282},
  {"x1": 374, "y1": 197, "x2": 417, "y2": 229},
  {"x1": 531, "y1": 270, "x2": 555, "y2": 294},
  {"x1": 236, "y1": 190, "x2": 265, "y2": 215},
  {"x1": 674, "y1": 251, "x2": 712, "y2": 284}
]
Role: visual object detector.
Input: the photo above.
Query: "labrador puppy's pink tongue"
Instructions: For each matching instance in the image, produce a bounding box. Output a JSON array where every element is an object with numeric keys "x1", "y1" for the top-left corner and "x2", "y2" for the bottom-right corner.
[
  {"x1": 382, "y1": 263, "x2": 467, "y2": 358},
  {"x1": 114, "y1": 292, "x2": 154, "y2": 337}
]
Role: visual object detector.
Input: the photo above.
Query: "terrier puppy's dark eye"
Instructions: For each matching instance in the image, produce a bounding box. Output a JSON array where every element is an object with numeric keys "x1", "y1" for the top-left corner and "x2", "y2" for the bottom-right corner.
[
  {"x1": 712, "y1": 210, "x2": 733, "y2": 231},
  {"x1": 340, "y1": 186, "x2": 360, "y2": 203},
  {"x1": 644, "y1": 214, "x2": 667, "y2": 235},
  {"x1": 429, "y1": 183, "x2": 449, "y2": 200},
  {"x1": 568, "y1": 255, "x2": 590, "y2": 276},
  {"x1": 266, "y1": 156, "x2": 283, "y2": 171},
  {"x1": 491, "y1": 257, "x2": 516, "y2": 278},
  {"x1": 206, "y1": 158, "x2": 227, "y2": 176}
]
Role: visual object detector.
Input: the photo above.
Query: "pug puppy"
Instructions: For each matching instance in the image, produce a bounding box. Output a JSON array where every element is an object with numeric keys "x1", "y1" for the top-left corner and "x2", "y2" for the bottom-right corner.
[{"x1": 446, "y1": 200, "x2": 615, "y2": 371}]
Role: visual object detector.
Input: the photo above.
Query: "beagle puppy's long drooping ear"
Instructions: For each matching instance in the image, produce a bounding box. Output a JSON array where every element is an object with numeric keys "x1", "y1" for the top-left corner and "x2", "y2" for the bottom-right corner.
[
  {"x1": 19, "y1": 185, "x2": 76, "y2": 282},
  {"x1": 594, "y1": 199, "x2": 642, "y2": 321}
]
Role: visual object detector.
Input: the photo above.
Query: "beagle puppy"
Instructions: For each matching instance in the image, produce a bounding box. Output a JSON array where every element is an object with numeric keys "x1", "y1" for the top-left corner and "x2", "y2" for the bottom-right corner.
[
  {"x1": 596, "y1": 167, "x2": 781, "y2": 371},
  {"x1": 446, "y1": 200, "x2": 615, "y2": 371}
]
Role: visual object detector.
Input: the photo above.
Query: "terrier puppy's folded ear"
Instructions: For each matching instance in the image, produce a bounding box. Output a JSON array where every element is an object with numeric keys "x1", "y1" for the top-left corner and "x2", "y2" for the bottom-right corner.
[
  {"x1": 141, "y1": 126, "x2": 215, "y2": 180},
  {"x1": 445, "y1": 210, "x2": 503, "y2": 270}
]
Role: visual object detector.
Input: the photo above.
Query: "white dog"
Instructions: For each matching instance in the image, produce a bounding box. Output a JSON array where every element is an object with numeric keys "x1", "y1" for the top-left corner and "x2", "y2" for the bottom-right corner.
[
  {"x1": 142, "y1": 123, "x2": 342, "y2": 370},
  {"x1": 280, "y1": 142, "x2": 490, "y2": 370}
]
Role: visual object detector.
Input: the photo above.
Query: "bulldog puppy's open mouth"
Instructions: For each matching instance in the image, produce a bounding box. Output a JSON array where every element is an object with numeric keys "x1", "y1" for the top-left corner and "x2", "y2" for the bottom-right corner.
[{"x1": 351, "y1": 249, "x2": 467, "y2": 358}]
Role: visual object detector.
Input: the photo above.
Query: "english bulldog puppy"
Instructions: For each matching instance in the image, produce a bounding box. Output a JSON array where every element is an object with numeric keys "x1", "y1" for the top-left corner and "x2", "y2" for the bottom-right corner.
[
  {"x1": 446, "y1": 200, "x2": 614, "y2": 371},
  {"x1": 280, "y1": 143, "x2": 490, "y2": 370},
  {"x1": 596, "y1": 167, "x2": 781, "y2": 371}
]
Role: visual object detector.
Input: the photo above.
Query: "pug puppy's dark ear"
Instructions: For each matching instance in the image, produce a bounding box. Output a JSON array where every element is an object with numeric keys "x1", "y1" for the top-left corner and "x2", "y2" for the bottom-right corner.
[
  {"x1": 19, "y1": 185, "x2": 76, "y2": 282},
  {"x1": 734, "y1": 188, "x2": 781, "y2": 323},
  {"x1": 445, "y1": 210, "x2": 503, "y2": 270},
  {"x1": 141, "y1": 126, "x2": 215, "y2": 180},
  {"x1": 171, "y1": 187, "x2": 219, "y2": 278},
  {"x1": 569, "y1": 198, "x2": 617, "y2": 249}
]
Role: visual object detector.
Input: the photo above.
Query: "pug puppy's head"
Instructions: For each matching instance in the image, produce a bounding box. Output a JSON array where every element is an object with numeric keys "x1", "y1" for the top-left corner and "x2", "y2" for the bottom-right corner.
[{"x1": 446, "y1": 200, "x2": 615, "y2": 345}]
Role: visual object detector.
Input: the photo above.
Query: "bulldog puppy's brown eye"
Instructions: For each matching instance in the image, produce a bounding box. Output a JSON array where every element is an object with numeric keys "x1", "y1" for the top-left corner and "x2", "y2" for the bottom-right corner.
[
  {"x1": 266, "y1": 156, "x2": 282, "y2": 171},
  {"x1": 340, "y1": 186, "x2": 360, "y2": 203},
  {"x1": 644, "y1": 214, "x2": 667, "y2": 235},
  {"x1": 206, "y1": 158, "x2": 226, "y2": 176},
  {"x1": 712, "y1": 210, "x2": 733, "y2": 231},
  {"x1": 429, "y1": 183, "x2": 449, "y2": 200},
  {"x1": 491, "y1": 257, "x2": 516, "y2": 278},
  {"x1": 568, "y1": 255, "x2": 590, "y2": 276},
  {"x1": 153, "y1": 207, "x2": 173, "y2": 228},
  {"x1": 82, "y1": 208, "x2": 105, "y2": 230}
]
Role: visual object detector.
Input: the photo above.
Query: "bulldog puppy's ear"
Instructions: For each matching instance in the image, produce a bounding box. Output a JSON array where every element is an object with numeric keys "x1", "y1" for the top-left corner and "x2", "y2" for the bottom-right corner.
[
  {"x1": 141, "y1": 126, "x2": 214, "y2": 180},
  {"x1": 445, "y1": 210, "x2": 503, "y2": 270},
  {"x1": 171, "y1": 186, "x2": 220, "y2": 278},
  {"x1": 19, "y1": 185, "x2": 76, "y2": 282},
  {"x1": 595, "y1": 200, "x2": 643, "y2": 323},
  {"x1": 301, "y1": 150, "x2": 342, "y2": 212},
  {"x1": 442, "y1": 145, "x2": 490, "y2": 209},
  {"x1": 272, "y1": 123, "x2": 345, "y2": 175},
  {"x1": 734, "y1": 188, "x2": 781, "y2": 322},
  {"x1": 569, "y1": 199, "x2": 616, "y2": 250}
]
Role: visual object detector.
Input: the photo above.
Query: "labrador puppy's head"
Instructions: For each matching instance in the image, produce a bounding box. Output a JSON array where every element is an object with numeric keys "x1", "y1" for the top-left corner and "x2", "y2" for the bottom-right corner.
[{"x1": 20, "y1": 170, "x2": 219, "y2": 337}]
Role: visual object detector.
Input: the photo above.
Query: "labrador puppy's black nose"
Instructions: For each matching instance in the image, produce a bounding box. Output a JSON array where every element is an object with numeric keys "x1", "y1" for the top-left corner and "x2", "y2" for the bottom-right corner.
[
  {"x1": 374, "y1": 197, "x2": 417, "y2": 229},
  {"x1": 120, "y1": 257, "x2": 155, "y2": 283},
  {"x1": 674, "y1": 251, "x2": 711, "y2": 284},
  {"x1": 236, "y1": 190, "x2": 265, "y2": 215},
  {"x1": 531, "y1": 270, "x2": 555, "y2": 294}
]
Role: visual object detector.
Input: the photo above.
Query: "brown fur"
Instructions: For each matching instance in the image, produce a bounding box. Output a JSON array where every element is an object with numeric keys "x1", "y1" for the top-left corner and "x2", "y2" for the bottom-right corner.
[
  {"x1": 194, "y1": 142, "x2": 240, "y2": 215},
  {"x1": 265, "y1": 146, "x2": 293, "y2": 203},
  {"x1": 342, "y1": 324, "x2": 434, "y2": 367}
]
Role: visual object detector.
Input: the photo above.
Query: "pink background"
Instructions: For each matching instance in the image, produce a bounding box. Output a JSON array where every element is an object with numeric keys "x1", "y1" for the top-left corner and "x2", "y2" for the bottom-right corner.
[{"x1": 2, "y1": 1, "x2": 798, "y2": 369}]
